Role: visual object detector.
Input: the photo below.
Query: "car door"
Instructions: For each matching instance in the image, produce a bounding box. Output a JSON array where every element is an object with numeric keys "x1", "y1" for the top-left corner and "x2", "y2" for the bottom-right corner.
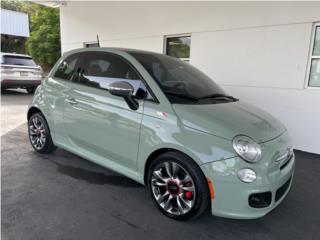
[
  {"x1": 44, "y1": 52, "x2": 85, "y2": 146},
  {"x1": 63, "y1": 51, "x2": 147, "y2": 170}
]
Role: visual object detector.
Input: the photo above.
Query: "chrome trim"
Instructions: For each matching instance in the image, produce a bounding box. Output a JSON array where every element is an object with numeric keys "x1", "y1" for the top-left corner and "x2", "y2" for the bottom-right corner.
[
  {"x1": 108, "y1": 86, "x2": 131, "y2": 92},
  {"x1": 276, "y1": 147, "x2": 293, "y2": 163}
]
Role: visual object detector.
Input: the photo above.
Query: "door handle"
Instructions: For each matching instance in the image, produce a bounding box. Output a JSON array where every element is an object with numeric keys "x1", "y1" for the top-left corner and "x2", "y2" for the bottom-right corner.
[{"x1": 65, "y1": 97, "x2": 78, "y2": 105}]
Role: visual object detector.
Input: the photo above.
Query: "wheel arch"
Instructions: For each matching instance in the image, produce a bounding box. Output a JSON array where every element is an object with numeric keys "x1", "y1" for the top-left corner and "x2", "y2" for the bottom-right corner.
[
  {"x1": 143, "y1": 148, "x2": 200, "y2": 185},
  {"x1": 27, "y1": 106, "x2": 42, "y2": 120}
]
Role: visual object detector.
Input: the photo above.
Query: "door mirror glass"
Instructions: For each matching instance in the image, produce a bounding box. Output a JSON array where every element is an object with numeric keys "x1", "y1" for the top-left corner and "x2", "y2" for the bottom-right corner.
[{"x1": 108, "y1": 81, "x2": 139, "y2": 110}]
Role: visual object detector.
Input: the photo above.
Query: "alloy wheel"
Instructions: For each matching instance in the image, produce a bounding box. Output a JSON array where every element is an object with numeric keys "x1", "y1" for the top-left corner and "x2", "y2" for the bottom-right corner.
[
  {"x1": 151, "y1": 161, "x2": 196, "y2": 215},
  {"x1": 29, "y1": 116, "x2": 46, "y2": 150}
]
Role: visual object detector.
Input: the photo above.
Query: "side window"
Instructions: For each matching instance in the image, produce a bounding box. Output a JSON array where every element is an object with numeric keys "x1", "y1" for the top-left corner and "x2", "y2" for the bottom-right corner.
[
  {"x1": 78, "y1": 52, "x2": 150, "y2": 98},
  {"x1": 54, "y1": 54, "x2": 80, "y2": 81}
]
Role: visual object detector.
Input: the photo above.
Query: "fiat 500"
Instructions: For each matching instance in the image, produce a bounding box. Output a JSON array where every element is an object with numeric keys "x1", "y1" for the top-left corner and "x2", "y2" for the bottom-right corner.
[{"x1": 27, "y1": 48, "x2": 295, "y2": 220}]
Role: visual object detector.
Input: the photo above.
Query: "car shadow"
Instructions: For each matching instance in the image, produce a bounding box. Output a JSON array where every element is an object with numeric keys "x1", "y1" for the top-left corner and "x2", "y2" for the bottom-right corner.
[
  {"x1": 50, "y1": 159, "x2": 142, "y2": 188},
  {"x1": 1, "y1": 89, "x2": 29, "y2": 95}
]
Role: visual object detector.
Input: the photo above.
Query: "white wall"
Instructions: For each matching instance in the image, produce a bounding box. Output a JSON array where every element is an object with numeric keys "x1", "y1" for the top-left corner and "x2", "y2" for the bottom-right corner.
[{"x1": 60, "y1": 1, "x2": 320, "y2": 154}]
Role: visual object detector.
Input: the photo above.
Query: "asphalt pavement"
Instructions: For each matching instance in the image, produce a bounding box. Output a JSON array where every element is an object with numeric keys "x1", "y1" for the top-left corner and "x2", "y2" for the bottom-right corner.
[
  {"x1": 1, "y1": 89, "x2": 33, "y2": 135},
  {"x1": 1, "y1": 90, "x2": 320, "y2": 240}
]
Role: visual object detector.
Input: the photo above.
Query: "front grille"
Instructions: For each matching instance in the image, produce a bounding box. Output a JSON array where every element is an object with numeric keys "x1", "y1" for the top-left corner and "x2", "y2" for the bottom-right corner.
[
  {"x1": 249, "y1": 192, "x2": 272, "y2": 208},
  {"x1": 275, "y1": 177, "x2": 291, "y2": 202}
]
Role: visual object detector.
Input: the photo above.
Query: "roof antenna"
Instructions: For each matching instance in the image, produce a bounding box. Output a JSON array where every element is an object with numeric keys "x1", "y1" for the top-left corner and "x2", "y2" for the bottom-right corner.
[{"x1": 97, "y1": 34, "x2": 100, "y2": 47}]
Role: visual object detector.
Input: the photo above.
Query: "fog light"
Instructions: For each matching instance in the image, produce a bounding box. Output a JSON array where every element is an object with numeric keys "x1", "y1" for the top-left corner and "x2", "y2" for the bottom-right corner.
[{"x1": 237, "y1": 168, "x2": 256, "y2": 183}]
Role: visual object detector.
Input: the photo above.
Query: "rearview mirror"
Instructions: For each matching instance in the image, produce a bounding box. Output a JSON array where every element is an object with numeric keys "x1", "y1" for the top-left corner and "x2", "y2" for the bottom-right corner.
[{"x1": 108, "y1": 81, "x2": 139, "y2": 110}]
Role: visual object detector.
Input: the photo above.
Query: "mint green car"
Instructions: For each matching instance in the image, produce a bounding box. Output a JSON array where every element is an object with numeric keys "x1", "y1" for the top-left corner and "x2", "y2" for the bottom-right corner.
[{"x1": 27, "y1": 48, "x2": 295, "y2": 220}]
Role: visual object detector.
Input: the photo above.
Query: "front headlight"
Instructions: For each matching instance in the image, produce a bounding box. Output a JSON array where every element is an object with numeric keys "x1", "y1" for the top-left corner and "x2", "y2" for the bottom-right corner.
[{"x1": 232, "y1": 135, "x2": 262, "y2": 163}]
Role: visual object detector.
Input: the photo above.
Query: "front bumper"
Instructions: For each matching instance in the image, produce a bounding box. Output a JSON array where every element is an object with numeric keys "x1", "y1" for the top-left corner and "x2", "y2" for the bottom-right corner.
[{"x1": 201, "y1": 131, "x2": 295, "y2": 219}]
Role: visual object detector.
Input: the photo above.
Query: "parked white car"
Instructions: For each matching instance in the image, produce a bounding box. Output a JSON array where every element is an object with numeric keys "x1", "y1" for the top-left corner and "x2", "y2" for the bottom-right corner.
[{"x1": 1, "y1": 53, "x2": 43, "y2": 93}]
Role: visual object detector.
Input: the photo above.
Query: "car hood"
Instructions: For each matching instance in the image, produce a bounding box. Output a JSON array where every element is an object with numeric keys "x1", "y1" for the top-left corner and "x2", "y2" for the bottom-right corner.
[{"x1": 172, "y1": 101, "x2": 286, "y2": 143}]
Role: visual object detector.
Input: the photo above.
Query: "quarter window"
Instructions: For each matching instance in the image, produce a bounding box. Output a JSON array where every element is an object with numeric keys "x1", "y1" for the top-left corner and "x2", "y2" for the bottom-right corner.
[
  {"x1": 308, "y1": 24, "x2": 320, "y2": 87},
  {"x1": 164, "y1": 35, "x2": 191, "y2": 62}
]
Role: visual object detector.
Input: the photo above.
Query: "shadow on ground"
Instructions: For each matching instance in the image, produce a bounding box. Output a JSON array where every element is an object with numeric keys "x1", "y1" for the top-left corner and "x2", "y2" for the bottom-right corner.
[{"x1": 2, "y1": 124, "x2": 320, "y2": 240}]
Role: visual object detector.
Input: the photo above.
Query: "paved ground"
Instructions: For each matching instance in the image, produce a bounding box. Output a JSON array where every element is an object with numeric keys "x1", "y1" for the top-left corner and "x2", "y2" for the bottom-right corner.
[
  {"x1": 1, "y1": 91, "x2": 320, "y2": 240},
  {"x1": 1, "y1": 89, "x2": 33, "y2": 135}
]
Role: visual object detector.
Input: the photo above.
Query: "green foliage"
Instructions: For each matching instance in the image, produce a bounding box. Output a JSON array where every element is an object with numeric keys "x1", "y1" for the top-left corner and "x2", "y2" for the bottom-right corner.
[
  {"x1": 1, "y1": 1, "x2": 61, "y2": 69},
  {"x1": 27, "y1": 4, "x2": 61, "y2": 69},
  {"x1": 1, "y1": 35, "x2": 25, "y2": 53},
  {"x1": 167, "y1": 38, "x2": 190, "y2": 59},
  {"x1": 1, "y1": 0, "x2": 24, "y2": 12}
]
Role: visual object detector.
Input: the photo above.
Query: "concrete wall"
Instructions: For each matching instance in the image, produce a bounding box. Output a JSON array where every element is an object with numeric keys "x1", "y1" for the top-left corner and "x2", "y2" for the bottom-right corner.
[{"x1": 60, "y1": 2, "x2": 320, "y2": 154}]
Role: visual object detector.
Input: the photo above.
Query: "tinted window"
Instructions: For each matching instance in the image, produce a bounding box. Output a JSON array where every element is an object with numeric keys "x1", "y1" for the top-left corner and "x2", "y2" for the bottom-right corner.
[
  {"x1": 1, "y1": 55, "x2": 36, "y2": 66},
  {"x1": 130, "y1": 52, "x2": 226, "y2": 103},
  {"x1": 77, "y1": 52, "x2": 144, "y2": 96},
  {"x1": 54, "y1": 54, "x2": 80, "y2": 81}
]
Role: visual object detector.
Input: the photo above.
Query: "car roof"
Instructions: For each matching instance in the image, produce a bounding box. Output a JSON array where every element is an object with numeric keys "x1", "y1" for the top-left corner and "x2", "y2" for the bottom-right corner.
[
  {"x1": 0, "y1": 52, "x2": 32, "y2": 58},
  {"x1": 63, "y1": 47, "x2": 160, "y2": 57}
]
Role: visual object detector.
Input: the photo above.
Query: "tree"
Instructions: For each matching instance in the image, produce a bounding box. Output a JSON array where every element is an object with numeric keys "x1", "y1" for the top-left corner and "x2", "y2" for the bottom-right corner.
[
  {"x1": 27, "y1": 4, "x2": 61, "y2": 70},
  {"x1": 1, "y1": 0, "x2": 25, "y2": 12}
]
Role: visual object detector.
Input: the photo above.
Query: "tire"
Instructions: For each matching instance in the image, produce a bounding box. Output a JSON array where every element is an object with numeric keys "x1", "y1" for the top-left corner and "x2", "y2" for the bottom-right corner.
[
  {"x1": 28, "y1": 113, "x2": 57, "y2": 153},
  {"x1": 147, "y1": 151, "x2": 210, "y2": 220},
  {"x1": 26, "y1": 87, "x2": 36, "y2": 94}
]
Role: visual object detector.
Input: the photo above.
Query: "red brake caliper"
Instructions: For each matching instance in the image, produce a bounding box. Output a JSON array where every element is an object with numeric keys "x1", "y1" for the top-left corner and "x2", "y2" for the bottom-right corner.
[{"x1": 184, "y1": 181, "x2": 193, "y2": 200}]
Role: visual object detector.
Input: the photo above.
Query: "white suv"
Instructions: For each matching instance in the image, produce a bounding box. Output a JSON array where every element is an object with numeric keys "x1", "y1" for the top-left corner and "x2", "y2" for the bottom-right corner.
[{"x1": 1, "y1": 53, "x2": 43, "y2": 94}]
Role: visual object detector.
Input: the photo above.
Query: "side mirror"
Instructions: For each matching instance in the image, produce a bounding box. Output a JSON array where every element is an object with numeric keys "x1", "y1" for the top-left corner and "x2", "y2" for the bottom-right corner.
[{"x1": 108, "y1": 81, "x2": 139, "y2": 110}]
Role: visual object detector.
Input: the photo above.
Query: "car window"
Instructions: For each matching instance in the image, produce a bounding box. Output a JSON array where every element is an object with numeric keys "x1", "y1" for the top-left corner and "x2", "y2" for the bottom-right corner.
[
  {"x1": 54, "y1": 54, "x2": 81, "y2": 81},
  {"x1": 1, "y1": 55, "x2": 36, "y2": 66},
  {"x1": 76, "y1": 52, "x2": 150, "y2": 98},
  {"x1": 130, "y1": 52, "x2": 227, "y2": 104}
]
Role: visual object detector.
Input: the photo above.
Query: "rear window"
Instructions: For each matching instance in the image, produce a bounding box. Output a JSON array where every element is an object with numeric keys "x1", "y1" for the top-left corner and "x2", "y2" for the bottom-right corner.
[{"x1": 1, "y1": 55, "x2": 37, "y2": 66}]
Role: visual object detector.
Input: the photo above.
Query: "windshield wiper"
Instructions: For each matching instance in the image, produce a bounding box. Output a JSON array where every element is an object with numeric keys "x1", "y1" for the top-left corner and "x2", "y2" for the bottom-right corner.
[
  {"x1": 198, "y1": 93, "x2": 238, "y2": 101},
  {"x1": 164, "y1": 91, "x2": 198, "y2": 102}
]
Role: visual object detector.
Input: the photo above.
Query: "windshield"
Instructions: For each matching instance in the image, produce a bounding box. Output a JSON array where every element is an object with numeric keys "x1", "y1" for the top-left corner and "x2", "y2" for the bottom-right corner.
[
  {"x1": 1, "y1": 55, "x2": 37, "y2": 66},
  {"x1": 130, "y1": 52, "x2": 231, "y2": 104}
]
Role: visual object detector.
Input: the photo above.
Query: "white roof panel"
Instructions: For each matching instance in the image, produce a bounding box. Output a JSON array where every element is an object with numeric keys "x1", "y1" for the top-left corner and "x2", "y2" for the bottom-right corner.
[{"x1": 1, "y1": 9, "x2": 30, "y2": 37}]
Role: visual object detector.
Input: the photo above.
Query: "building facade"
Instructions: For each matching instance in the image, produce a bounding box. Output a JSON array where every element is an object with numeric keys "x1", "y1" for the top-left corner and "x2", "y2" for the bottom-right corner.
[
  {"x1": 1, "y1": 9, "x2": 29, "y2": 53},
  {"x1": 58, "y1": 1, "x2": 320, "y2": 154}
]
